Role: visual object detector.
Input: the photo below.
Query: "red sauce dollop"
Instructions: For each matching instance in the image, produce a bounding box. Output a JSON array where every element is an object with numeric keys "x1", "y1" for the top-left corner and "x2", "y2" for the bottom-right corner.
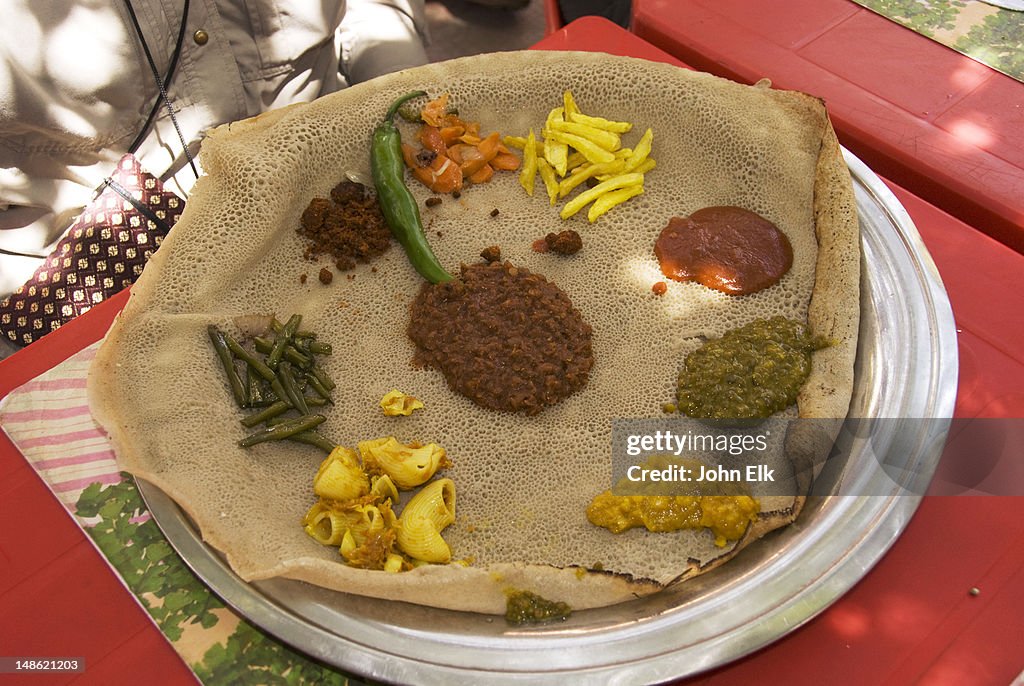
[{"x1": 654, "y1": 206, "x2": 793, "y2": 295}]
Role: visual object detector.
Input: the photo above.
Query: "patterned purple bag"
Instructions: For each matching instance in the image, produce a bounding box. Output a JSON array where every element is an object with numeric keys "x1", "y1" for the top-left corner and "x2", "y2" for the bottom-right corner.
[{"x1": 0, "y1": 154, "x2": 183, "y2": 346}]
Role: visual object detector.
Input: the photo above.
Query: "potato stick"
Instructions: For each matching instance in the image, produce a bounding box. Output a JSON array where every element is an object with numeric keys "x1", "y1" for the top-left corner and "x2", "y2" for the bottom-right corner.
[
  {"x1": 633, "y1": 158, "x2": 656, "y2": 174},
  {"x1": 549, "y1": 119, "x2": 621, "y2": 151},
  {"x1": 519, "y1": 128, "x2": 538, "y2": 196},
  {"x1": 502, "y1": 135, "x2": 544, "y2": 154},
  {"x1": 544, "y1": 130, "x2": 616, "y2": 165},
  {"x1": 543, "y1": 107, "x2": 569, "y2": 176},
  {"x1": 536, "y1": 157, "x2": 559, "y2": 205},
  {"x1": 560, "y1": 172, "x2": 644, "y2": 219},
  {"x1": 587, "y1": 185, "x2": 644, "y2": 222},
  {"x1": 614, "y1": 148, "x2": 632, "y2": 159},
  {"x1": 563, "y1": 90, "x2": 581, "y2": 118},
  {"x1": 597, "y1": 159, "x2": 651, "y2": 182},
  {"x1": 558, "y1": 159, "x2": 626, "y2": 198},
  {"x1": 623, "y1": 128, "x2": 654, "y2": 172},
  {"x1": 567, "y1": 110, "x2": 633, "y2": 133},
  {"x1": 565, "y1": 151, "x2": 588, "y2": 171}
]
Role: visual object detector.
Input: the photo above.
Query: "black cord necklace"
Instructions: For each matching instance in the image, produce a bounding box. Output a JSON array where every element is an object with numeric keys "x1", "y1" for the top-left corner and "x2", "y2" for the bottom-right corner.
[
  {"x1": 122, "y1": 0, "x2": 198, "y2": 179},
  {"x1": 104, "y1": 0, "x2": 199, "y2": 236}
]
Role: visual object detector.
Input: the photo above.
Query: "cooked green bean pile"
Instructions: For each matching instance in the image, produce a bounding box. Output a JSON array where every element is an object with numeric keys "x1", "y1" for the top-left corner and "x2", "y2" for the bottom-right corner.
[{"x1": 207, "y1": 314, "x2": 338, "y2": 452}]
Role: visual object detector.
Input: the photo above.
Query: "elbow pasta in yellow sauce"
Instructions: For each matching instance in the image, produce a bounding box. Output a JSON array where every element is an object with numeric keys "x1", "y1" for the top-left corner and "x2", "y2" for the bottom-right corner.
[{"x1": 302, "y1": 440, "x2": 455, "y2": 571}]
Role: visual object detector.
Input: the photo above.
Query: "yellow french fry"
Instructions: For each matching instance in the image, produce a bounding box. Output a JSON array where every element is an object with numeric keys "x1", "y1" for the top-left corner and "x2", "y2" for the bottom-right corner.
[
  {"x1": 564, "y1": 90, "x2": 632, "y2": 132},
  {"x1": 563, "y1": 90, "x2": 581, "y2": 118},
  {"x1": 587, "y1": 185, "x2": 645, "y2": 222},
  {"x1": 559, "y1": 172, "x2": 644, "y2": 219},
  {"x1": 633, "y1": 158, "x2": 657, "y2": 175},
  {"x1": 558, "y1": 159, "x2": 626, "y2": 198},
  {"x1": 519, "y1": 128, "x2": 538, "y2": 196},
  {"x1": 503, "y1": 135, "x2": 544, "y2": 154},
  {"x1": 543, "y1": 107, "x2": 569, "y2": 176},
  {"x1": 623, "y1": 128, "x2": 654, "y2": 172},
  {"x1": 565, "y1": 151, "x2": 588, "y2": 172},
  {"x1": 536, "y1": 157, "x2": 559, "y2": 206},
  {"x1": 549, "y1": 120, "x2": 621, "y2": 151},
  {"x1": 544, "y1": 130, "x2": 616, "y2": 165},
  {"x1": 567, "y1": 110, "x2": 633, "y2": 133}
]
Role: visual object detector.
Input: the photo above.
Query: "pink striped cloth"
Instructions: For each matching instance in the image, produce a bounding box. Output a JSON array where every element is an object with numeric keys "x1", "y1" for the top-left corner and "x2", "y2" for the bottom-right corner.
[{"x1": 0, "y1": 342, "x2": 131, "y2": 510}]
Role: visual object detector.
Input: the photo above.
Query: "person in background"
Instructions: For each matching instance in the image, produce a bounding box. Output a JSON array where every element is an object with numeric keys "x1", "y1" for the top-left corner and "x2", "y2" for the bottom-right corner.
[{"x1": 0, "y1": 0, "x2": 430, "y2": 356}]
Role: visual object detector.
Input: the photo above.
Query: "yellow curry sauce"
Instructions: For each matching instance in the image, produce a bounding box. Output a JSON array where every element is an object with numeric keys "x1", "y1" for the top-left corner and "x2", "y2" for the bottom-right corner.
[
  {"x1": 587, "y1": 457, "x2": 760, "y2": 546},
  {"x1": 587, "y1": 492, "x2": 759, "y2": 547}
]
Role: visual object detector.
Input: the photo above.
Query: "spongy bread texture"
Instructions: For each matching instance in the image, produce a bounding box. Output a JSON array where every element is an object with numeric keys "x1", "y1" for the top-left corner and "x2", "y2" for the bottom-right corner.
[{"x1": 87, "y1": 52, "x2": 859, "y2": 614}]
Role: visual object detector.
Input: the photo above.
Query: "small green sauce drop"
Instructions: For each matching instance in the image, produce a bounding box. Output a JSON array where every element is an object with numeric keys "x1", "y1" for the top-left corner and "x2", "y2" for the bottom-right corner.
[
  {"x1": 505, "y1": 589, "x2": 572, "y2": 625},
  {"x1": 676, "y1": 316, "x2": 829, "y2": 420}
]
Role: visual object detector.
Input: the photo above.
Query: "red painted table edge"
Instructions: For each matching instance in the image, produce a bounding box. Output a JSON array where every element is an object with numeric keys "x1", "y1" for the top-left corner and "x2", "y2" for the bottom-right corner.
[{"x1": 630, "y1": 0, "x2": 1024, "y2": 256}]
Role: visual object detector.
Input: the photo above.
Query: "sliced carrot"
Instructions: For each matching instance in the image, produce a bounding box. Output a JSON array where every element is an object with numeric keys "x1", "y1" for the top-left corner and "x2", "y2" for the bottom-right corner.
[
  {"x1": 421, "y1": 93, "x2": 449, "y2": 128},
  {"x1": 477, "y1": 131, "x2": 501, "y2": 158},
  {"x1": 447, "y1": 145, "x2": 465, "y2": 165},
  {"x1": 439, "y1": 125, "x2": 466, "y2": 146},
  {"x1": 447, "y1": 143, "x2": 476, "y2": 167},
  {"x1": 401, "y1": 142, "x2": 420, "y2": 169},
  {"x1": 491, "y1": 151, "x2": 521, "y2": 171},
  {"x1": 468, "y1": 163, "x2": 494, "y2": 184},
  {"x1": 417, "y1": 125, "x2": 448, "y2": 156}
]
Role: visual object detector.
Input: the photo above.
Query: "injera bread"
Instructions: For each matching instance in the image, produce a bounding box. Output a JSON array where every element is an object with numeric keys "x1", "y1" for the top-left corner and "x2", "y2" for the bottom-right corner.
[{"x1": 87, "y1": 52, "x2": 860, "y2": 614}]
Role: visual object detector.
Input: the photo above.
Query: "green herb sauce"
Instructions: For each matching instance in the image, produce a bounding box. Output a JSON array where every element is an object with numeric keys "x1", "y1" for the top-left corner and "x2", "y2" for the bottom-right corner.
[
  {"x1": 505, "y1": 589, "x2": 572, "y2": 625},
  {"x1": 676, "y1": 316, "x2": 829, "y2": 420}
]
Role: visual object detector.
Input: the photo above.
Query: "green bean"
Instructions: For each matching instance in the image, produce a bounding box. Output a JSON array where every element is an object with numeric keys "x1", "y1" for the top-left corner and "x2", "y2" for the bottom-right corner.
[
  {"x1": 278, "y1": 361, "x2": 310, "y2": 415},
  {"x1": 307, "y1": 340, "x2": 332, "y2": 355},
  {"x1": 239, "y1": 414, "x2": 325, "y2": 447},
  {"x1": 240, "y1": 400, "x2": 290, "y2": 428},
  {"x1": 268, "y1": 313, "x2": 302, "y2": 369},
  {"x1": 224, "y1": 332, "x2": 276, "y2": 381},
  {"x1": 270, "y1": 377, "x2": 290, "y2": 407},
  {"x1": 208, "y1": 325, "x2": 247, "y2": 407},
  {"x1": 253, "y1": 336, "x2": 274, "y2": 354},
  {"x1": 286, "y1": 430, "x2": 337, "y2": 453},
  {"x1": 284, "y1": 345, "x2": 311, "y2": 369},
  {"x1": 310, "y1": 363, "x2": 336, "y2": 392},
  {"x1": 304, "y1": 372, "x2": 334, "y2": 404}
]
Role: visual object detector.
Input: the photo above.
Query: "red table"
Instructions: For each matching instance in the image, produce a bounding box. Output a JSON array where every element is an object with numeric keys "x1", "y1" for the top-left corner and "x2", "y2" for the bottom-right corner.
[
  {"x1": 632, "y1": 0, "x2": 1024, "y2": 257},
  {"x1": 3, "y1": 16, "x2": 1023, "y2": 686}
]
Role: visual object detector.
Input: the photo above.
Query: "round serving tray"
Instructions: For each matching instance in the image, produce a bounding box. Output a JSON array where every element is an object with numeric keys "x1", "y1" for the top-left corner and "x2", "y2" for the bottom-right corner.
[{"x1": 137, "y1": 148, "x2": 958, "y2": 684}]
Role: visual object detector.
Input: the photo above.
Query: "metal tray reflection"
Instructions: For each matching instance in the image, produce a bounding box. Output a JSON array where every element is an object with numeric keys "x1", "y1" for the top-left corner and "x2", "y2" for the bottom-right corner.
[{"x1": 138, "y1": 149, "x2": 958, "y2": 684}]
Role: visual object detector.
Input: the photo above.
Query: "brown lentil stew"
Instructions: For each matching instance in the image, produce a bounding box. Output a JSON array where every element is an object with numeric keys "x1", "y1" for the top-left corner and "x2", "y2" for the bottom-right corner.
[
  {"x1": 297, "y1": 181, "x2": 392, "y2": 270},
  {"x1": 408, "y1": 261, "x2": 594, "y2": 415}
]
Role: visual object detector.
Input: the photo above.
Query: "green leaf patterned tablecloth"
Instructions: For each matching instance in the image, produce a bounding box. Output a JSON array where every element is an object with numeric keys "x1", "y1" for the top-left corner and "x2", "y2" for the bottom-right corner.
[{"x1": 852, "y1": 0, "x2": 1024, "y2": 81}]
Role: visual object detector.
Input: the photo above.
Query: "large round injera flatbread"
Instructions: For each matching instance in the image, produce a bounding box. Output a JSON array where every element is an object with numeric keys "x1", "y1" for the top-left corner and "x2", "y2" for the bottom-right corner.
[{"x1": 88, "y1": 52, "x2": 859, "y2": 614}]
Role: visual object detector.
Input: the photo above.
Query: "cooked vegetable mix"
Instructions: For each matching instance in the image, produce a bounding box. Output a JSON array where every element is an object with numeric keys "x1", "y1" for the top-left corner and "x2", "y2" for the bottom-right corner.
[
  {"x1": 371, "y1": 91, "x2": 454, "y2": 284},
  {"x1": 207, "y1": 315, "x2": 339, "y2": 451}
]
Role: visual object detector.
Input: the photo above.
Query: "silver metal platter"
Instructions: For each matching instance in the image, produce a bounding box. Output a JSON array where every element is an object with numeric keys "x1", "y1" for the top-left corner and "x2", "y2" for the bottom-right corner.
[{"x1": 138, "y1": 148, "x2": 958, "y2": 684}]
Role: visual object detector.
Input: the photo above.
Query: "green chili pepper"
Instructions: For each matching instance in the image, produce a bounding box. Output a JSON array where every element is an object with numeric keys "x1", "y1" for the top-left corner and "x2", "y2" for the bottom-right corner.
[{"x1": 371, "y1": 90, "x2": 454, "y2": 284}]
